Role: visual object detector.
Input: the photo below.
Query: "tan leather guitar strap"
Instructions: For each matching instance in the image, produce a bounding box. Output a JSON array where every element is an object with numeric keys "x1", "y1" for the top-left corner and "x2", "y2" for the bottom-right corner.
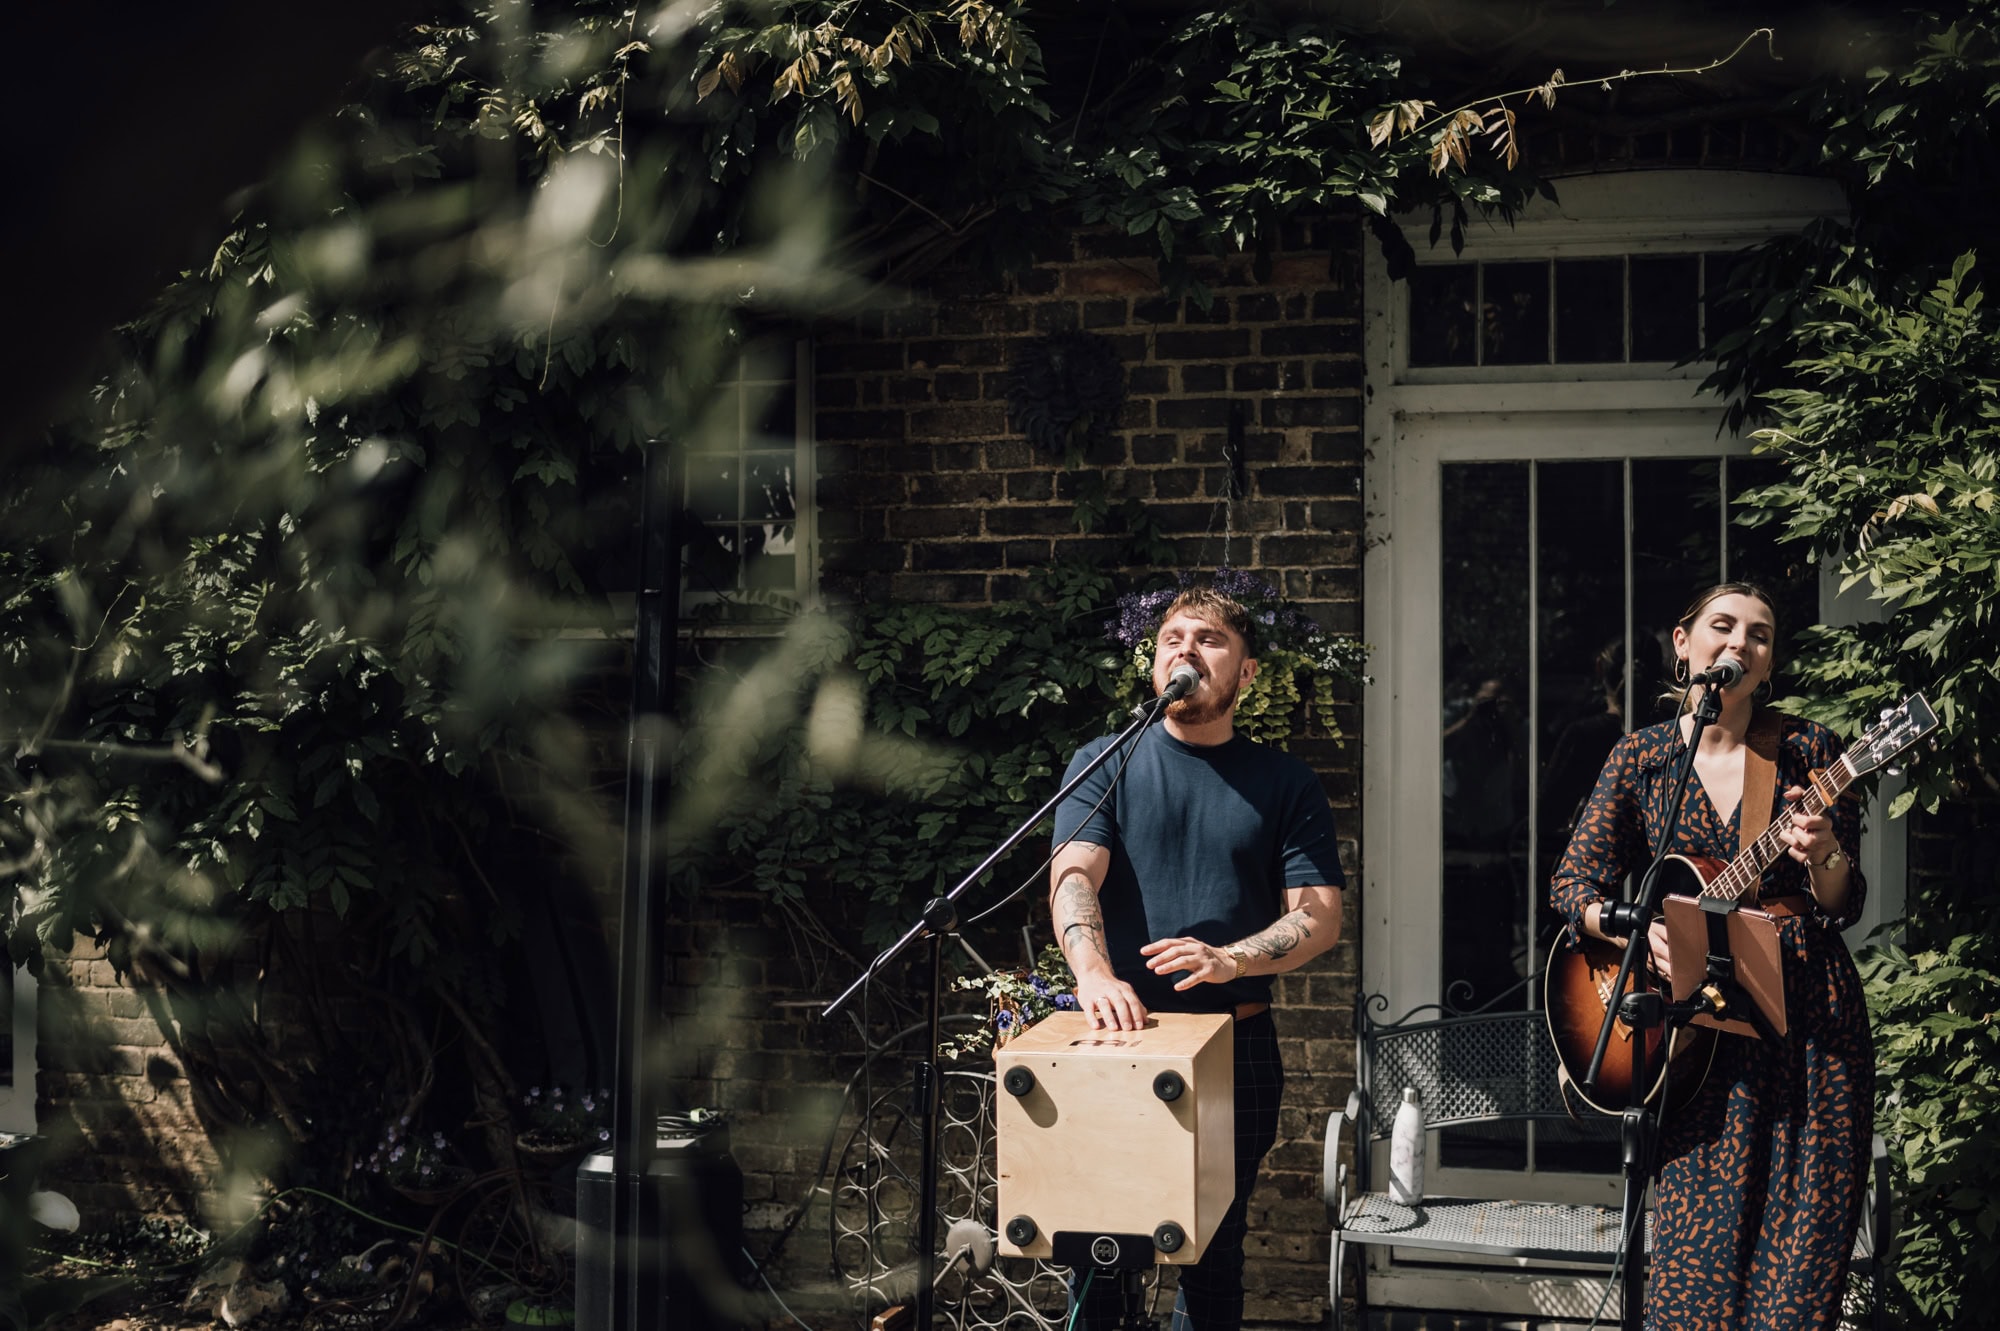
[{"x1": 1738, "y1": 710, "x2": 1781, "y2": 855}]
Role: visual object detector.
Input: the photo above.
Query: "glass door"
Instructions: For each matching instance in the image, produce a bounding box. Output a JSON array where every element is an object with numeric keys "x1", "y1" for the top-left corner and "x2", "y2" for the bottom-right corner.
[{"x1": 1433, "y1": 453, "x2": 1814, "y2": 1176}]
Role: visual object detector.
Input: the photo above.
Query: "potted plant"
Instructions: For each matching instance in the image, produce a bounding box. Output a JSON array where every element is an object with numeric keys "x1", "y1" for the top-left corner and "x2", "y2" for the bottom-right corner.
[
  {"x1": 942, "y1": 945, "x2": 1079, "y2": 1059},
  {"x1": 363, "y1": 1119, "x2": 469, "y2": 1205},
  {"x1": 515, "y1": 1086, "x2": 610, "y2": 1166}
]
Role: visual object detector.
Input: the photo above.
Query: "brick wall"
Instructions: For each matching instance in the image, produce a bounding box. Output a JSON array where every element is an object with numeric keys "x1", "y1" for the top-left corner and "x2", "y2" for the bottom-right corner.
[
  {"x1": 656, "y1": 213, "x2": 1374, "y2": 1326},
  {"x1": 34, "y1": 941, "x2": 230, "y2": 1223}
]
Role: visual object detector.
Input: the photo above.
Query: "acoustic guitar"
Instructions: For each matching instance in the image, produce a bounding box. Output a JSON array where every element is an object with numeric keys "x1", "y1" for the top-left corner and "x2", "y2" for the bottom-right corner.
[{"x1": 1543, "y1": 694, "x2": 1937, "y2": 1115}]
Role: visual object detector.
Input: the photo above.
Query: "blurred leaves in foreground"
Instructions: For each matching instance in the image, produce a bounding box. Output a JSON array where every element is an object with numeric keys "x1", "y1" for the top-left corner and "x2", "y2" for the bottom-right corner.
[{"x1": 0, "y1": 0, "x2": 845, "y2": 1221}]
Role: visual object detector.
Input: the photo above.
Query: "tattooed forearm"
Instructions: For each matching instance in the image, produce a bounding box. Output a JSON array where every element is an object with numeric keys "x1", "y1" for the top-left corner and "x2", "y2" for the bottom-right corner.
[
  {"x1": 1238, "y1": 908, "x2": 1314, "y2": 962},
  {"x1": 1052, "y1": 871, "x2": 1111, "y2": 965}
]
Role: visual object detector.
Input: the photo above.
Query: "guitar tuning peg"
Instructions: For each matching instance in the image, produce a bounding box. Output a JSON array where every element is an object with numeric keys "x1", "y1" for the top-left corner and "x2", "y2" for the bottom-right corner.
[
  {"x1": 1885, "y1": 764, "x2": 1903, "y2": 778},
  {"x1": 1879, "y1": 707, "x2": 1897, "y2": 723}
]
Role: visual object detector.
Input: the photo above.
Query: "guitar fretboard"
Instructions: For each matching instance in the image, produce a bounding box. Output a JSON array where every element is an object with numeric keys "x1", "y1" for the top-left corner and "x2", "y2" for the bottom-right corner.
[{"x1": 1699, "y1": 755, "x2": 1856, "y2": 903}]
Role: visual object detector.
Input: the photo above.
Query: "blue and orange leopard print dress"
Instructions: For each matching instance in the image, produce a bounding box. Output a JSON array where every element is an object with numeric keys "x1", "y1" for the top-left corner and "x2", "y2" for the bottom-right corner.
[{"x1": 1550, "y1": 712, "x2": 1873, "y2": 1331}]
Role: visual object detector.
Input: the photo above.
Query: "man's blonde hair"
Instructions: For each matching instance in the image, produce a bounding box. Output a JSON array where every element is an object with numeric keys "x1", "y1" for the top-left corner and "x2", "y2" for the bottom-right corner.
[{"x1": 1159, "y1": 586, "x2": 1258, "y2": 657}]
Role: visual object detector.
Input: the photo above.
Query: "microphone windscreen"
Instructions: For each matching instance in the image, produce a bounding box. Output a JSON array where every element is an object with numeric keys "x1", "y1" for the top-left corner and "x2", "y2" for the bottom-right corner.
[{"x1": 944, "y1": 1218, "x2": 995, "y2": 1274}]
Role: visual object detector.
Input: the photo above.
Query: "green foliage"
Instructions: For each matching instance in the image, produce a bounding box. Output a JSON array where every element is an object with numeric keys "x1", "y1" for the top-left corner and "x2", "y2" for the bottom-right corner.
[
  {"x1": 691, "y1": 2, "x2": 1547, "y2": 288},
  {"x1": 1058, "y1": 7, "x2": 1542, "y2": 286},
  {"x1": 668, "y1": 563, "x2": 1130, "y2": 941},
  {"x1": 1703, "y1": 1, "x2": 2000, "y2": 435},
  {"x1": 0, "y1": 0, "x2": 841, "y2": 1180},
  {"x1": 1738, "y1": 253, "x2": 2000, "y2": 820},
  {"x1": 1857, "y1": 937, "x2": 2000, "y2": 1324}
]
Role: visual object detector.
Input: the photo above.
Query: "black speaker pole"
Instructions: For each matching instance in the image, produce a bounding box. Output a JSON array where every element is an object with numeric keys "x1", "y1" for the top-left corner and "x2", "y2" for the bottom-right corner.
[{"x1": 604, "y1": 440, "x2": 679, "y2": 1330}]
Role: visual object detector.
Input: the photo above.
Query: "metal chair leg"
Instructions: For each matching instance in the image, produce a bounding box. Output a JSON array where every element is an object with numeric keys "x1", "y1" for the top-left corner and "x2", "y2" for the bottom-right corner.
[{"x1": 1328, "y1": 1232, "x2": 1344, "y2": 1331}]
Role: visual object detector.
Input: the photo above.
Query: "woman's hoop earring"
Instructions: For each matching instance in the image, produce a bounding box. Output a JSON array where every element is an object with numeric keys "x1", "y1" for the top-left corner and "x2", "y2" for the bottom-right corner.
[
  {"x1": 1754, "y1": 679, "x2": 1773, "y2": 703},
  {"x1": 1672, "y1": 658, "x2": 1689, "y2": 686}
]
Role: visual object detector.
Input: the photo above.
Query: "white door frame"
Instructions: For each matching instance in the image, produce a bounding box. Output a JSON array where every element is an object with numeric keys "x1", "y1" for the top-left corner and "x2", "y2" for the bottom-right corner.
[{"x1": 1354, "y1": 169, "x2": 1889, "y2": 1314}]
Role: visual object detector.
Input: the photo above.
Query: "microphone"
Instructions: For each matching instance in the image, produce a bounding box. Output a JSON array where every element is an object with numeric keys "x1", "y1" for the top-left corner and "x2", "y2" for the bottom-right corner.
[
  {"x1": 1689, "y1": 656, "x2": 1744, "y2": 688},
  {"x1": 1158, "y1": 662, "x2": 1202, "y2": 704}
]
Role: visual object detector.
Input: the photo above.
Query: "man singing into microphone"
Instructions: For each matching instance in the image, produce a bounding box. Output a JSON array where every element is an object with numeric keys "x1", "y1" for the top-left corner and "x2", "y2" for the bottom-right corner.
[{"x1": 1050, "y1": 585, "x2": 1346, "y2": 1331}]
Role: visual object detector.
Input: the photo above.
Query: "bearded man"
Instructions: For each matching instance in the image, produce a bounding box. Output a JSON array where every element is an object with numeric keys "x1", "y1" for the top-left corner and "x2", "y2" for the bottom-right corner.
[{"x1": 1049, "y1": 585, "x2": 1347, "y2": 1331}]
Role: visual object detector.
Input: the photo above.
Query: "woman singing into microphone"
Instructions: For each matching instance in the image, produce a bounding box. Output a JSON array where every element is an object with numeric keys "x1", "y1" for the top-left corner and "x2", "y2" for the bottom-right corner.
[{"x1": 1549, "y1": 583, "x2": 1873, "y2": 1330}]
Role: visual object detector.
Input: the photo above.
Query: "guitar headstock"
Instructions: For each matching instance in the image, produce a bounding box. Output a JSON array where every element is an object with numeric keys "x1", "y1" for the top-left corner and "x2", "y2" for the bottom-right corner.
[{"x1": 1847, "y1": 693, "x2": 1939, "y2": 777}]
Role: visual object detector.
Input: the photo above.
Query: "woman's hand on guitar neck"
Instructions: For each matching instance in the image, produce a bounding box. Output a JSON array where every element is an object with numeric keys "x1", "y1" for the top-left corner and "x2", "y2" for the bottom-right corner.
[{"x1": 1584, "y1": 903, "x2": 1675, "y2": 981}]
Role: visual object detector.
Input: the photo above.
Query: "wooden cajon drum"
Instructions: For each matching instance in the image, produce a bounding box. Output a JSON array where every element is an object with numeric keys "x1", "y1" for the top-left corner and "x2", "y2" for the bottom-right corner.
[{"x1": 993, "y1": 1012, "x2": 1233, "y2": 1268}]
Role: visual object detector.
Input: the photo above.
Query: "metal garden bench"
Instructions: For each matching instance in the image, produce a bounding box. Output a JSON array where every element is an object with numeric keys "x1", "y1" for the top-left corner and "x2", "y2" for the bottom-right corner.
[{"x1": 1322, "y1": 992, "x2": 1890, "y2": 1330}]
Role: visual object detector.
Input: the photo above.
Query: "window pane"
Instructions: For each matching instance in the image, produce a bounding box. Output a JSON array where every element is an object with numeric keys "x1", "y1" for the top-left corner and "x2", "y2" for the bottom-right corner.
[
  {"x1": 1554, "y1": 259, "x2": 1624, "y2": 363},
  {"x1": 1482, "y1": 262, "x2": 1550, "y2": 365},
  {"x1": 1530, "y1": 465, "x2": 1629, "y2": 1174},
  {"x1": 1410, "y1": 264, "x2": 1477, "y2": 367},
  {"x1": 743, "y1": 454, "x2": 797, "y2": 524},
  {"x1": 685, "y1": 525, "x2": 740, "y2": 594},
  {"x1": 1703, "y1": 250, "x2": 1751, "y2": 349},
  {"x1": 1440, "y1": 462, "x2": 1529, "y2": 1018},
  {"x1": 1631, "y1": 255, "x2": 1700, "y2": 362},
  {"x1": 686, "y1": 457, "x2": 740, "y2": 523},
  {"x1": 1534, "y1": 461, "x2": 1628, "y2": 942},
  {"x1": 753, "y1": 382, "x2": 799, "y2": 442},
  {"x1": 746, "y1": 550, "x2": 797, "y2": 592},
  {"x1": 1632, "y1": 459, "x2": 1722, "y2": 725}
]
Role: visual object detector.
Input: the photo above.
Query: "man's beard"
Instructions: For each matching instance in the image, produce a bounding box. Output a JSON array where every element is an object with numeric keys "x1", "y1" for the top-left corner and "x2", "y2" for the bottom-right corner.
[{"x1": 1167, "y1": 675, "x2": 1238, "y2": 725}]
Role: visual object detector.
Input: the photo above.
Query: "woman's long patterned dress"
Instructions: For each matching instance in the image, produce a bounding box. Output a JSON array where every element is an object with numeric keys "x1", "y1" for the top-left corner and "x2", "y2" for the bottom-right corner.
[{"x1": 1550, "y1": 712, "x2": 1874, "y2": 1331}]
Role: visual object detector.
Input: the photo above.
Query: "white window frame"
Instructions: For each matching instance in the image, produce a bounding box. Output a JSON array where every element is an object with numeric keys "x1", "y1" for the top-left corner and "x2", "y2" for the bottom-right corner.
[
  {"x1": 1357, "y1": 170, "x2": 1894, "y2": 1316},
  {"x1": 678, "y1": 338, "x2": 818, "y2": 614},
  {"x1": 0, "y1": 969, "x2": 37, "y2": 1134}
]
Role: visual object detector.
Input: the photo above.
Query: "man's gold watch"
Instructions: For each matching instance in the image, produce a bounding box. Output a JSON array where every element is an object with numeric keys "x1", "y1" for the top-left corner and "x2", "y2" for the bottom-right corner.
[
  {"x1": 1812, "y1": 847, "x2": 1848, "y2": 872},
  {"x1": 1226, "y1": 947, "x2": 1249, "y2": 980}
]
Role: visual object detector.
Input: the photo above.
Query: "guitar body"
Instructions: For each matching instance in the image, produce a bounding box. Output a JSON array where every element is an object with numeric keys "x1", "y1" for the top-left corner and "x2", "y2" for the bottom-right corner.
[
  {"x1": 1543, "y1": 854, "x2": 1720, "y2": 1116},
  {"x1": 1540, "y1": 691, "x2": 1937, "y2": 1116}
]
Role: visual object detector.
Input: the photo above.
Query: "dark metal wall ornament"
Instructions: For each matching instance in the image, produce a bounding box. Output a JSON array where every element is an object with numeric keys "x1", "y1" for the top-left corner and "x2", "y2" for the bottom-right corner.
[{"x1": 1004, "y1": 331, "x2": 1127, "y2": 458}]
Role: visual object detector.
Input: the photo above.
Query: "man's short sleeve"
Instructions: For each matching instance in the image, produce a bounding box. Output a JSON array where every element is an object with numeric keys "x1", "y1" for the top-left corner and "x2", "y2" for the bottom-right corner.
[
  {"x1": 1051, "y1": 737, "x2": 1118, "y2": 849},
  {"x1": 1279, "y1": 765, "x2": 1345, "y2": 889}
]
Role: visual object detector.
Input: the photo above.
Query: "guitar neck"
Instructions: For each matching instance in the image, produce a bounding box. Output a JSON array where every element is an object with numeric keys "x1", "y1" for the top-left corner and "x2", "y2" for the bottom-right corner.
[{"x1": 1699, "y1": 754, "x2": 1856, "y2": 903}]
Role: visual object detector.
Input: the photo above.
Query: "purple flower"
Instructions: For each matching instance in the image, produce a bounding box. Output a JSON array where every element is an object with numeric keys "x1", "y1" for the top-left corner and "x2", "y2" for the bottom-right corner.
[
  {"x1": 1029, "y1": 976, "x2": 1049, "y2": 996},
  {"x1": 1054, "y1": 993, "x2": 1077, "y2": 1009},
  {"x1": 994, "y1": 1010, "x2": 1015, "y2": 1030}
]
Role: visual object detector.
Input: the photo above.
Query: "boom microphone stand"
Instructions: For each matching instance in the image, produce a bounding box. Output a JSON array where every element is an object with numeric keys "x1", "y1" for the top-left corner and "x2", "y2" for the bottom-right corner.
[
  {"x1": 822, "y1": 687, "x2": 1181, "y2": 1328},
  {"x1": 1580, "y1": 680, "x2": 1719, "y2": 1331}
]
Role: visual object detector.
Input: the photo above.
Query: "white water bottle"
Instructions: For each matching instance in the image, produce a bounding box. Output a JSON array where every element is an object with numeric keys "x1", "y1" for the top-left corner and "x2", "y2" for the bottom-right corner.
[{"x1": 1389, "y1": 1086, "x2": 1425, "y2": 1204}]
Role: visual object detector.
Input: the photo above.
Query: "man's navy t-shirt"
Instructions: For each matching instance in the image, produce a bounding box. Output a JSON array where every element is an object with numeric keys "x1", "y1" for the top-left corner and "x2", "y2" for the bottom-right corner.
[{"x1": 1051, "y1": 725, "x2": 1345, "y2": 1014}]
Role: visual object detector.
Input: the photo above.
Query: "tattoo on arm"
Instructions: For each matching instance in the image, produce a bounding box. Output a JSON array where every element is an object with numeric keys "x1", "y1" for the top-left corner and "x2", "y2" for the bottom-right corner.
[
  {"x1": 1239, "y1": 908, "x2": 1314, "y2": 962},
  {"x1": 1052, "y1": 871, "x2": 1110, "y2": 965}
]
